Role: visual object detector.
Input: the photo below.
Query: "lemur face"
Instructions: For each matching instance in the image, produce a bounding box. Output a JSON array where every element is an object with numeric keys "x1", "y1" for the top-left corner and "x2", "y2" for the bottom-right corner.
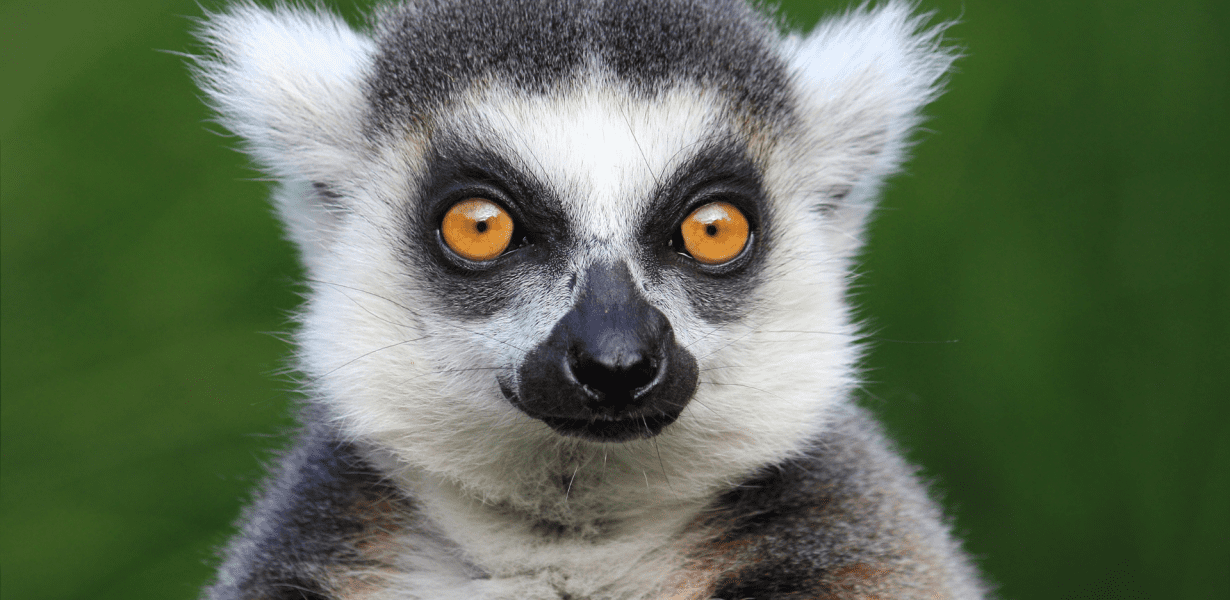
[
  {"x1": 291, "y1": 82, "x2": 855, "y2": 506},
  {"x1": 194, "y1": 0, "x2": 950, "y2": 503}
]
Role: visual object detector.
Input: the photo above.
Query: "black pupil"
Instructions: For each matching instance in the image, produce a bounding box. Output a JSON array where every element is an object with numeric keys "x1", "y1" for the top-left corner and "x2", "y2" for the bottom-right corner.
[
  {"x1": 475, "y1": 220, "x2": 489, "y2": 233},
  {"x1": 705, "y1": 224, "x2": 718, "y2": 236}
]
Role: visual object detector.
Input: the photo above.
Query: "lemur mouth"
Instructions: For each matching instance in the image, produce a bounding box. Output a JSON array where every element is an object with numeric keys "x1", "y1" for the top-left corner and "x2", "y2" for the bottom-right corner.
[
  {"x1": 497, "y1": 380, "x2": 684, "y2": 442},
  {"x1": 537, "y1": 413, "x2": 681, "y2": 442}
]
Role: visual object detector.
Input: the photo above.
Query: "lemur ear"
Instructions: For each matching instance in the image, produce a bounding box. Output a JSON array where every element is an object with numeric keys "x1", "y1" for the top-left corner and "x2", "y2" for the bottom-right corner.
[
  {"x1": 784, "y1": 1, "x2": 956, "y2": 214},
  {"x1": 193, "y1": 4, "x2": 374, "y2": 272},
  {"x1": 194, "y1": 4, "x2": 373, "y2": 179}
]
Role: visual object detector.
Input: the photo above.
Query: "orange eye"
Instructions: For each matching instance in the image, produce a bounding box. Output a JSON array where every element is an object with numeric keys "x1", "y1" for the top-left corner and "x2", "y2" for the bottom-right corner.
[
  {"x1": 680, "y1": 201, "x2": 750, "y2": 265},
  {"x1": 441, "y1": 198, "x2": 514, "y2": 261}
]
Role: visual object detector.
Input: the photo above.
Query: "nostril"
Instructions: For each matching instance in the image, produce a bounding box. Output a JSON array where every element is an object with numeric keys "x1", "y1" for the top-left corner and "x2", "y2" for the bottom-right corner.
[{"x1": 569, "y1": 349, "x2": 661, "y2": 404}]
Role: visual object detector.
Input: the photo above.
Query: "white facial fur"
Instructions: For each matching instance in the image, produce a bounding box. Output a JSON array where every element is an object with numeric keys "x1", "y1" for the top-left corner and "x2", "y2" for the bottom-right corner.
[{"x1": 294, "y1": 77, "x2": 854, "y2": 509}]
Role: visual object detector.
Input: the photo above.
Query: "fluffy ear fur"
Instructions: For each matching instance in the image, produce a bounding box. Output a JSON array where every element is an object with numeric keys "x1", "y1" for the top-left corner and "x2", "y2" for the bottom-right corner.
[
  {"x1": 784, "y1": 1, "x2": 957, "y2": 252},
  {"x1": 193, "y1": 3, "x2": 374, "y2": 271}
]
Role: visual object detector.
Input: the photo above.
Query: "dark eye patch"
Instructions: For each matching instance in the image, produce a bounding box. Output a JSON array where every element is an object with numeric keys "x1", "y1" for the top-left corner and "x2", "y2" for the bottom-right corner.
[
  {"x1": 637, "y1": 139, "x2": 772, "y2": 323},
  {"x1": 404, "y1": 135, "x2": 572, "y2": 318}
]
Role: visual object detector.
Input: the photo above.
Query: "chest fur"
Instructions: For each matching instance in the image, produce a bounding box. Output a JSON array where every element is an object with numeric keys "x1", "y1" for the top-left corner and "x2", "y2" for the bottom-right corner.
[{"x1": 329, "y1": 516, "x2": 729, "y2": 600}]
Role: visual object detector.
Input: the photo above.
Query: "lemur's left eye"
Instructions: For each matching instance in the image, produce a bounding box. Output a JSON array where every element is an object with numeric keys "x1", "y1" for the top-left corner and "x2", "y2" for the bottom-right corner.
[
  {"x1": 680, "y1": 201, "x2": 750, "y2": 265},
  {"x1": 441, "y1": 198, "x2": 514, "y2": 261}
]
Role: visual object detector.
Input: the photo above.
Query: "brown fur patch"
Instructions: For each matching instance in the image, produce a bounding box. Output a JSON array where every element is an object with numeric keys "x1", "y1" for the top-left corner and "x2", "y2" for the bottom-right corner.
[
  {"x1": 327, "y1": 487, "x2": 417, "y2": 599},
  {"x1": 827, "y1": 563, "x2": 892, "y2": 599}
]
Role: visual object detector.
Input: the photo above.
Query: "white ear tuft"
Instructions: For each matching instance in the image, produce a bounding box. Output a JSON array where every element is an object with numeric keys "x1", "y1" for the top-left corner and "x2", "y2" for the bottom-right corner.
[
  {"x1": 193, "y1": 3, "x2": 375, "y2": 273},
  {"x1": 785, "y1": 1, "x2": 958, "y2": 210},
  {"x1": 193, "y1": 3, "x2": 374, "y2": 181}
]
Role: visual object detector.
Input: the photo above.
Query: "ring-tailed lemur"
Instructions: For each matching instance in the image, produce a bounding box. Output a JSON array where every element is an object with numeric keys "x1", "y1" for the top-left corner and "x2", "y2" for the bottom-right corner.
[{"x1": 193, "y1": 1, "x2": 988, "y2": 598}]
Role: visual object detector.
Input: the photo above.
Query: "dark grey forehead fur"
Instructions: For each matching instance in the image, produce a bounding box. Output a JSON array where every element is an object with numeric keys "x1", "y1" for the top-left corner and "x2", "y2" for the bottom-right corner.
[{"x1": 367, "y1": 0, "x2": 794, "y2": 131}]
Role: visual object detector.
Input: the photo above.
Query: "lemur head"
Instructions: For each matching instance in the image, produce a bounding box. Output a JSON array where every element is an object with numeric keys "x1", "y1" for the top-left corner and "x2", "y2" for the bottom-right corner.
[{"x1": 196, "y1": 0, "x2": 953, "y2": 509}]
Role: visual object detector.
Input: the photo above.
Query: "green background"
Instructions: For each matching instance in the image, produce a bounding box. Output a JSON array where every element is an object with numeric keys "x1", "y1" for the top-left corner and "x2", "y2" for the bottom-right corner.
[{"x1": 3, "y1": 0, "x2": 1227, "y2": 598}]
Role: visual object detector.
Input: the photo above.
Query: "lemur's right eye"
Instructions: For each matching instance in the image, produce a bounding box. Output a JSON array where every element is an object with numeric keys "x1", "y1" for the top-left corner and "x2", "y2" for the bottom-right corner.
[
  {"x1": 441, "y1": 198, "x2": 514, "y2": 261},
  {"x1": 680, "y1": 201, "x2": 750, "y2": 265}
]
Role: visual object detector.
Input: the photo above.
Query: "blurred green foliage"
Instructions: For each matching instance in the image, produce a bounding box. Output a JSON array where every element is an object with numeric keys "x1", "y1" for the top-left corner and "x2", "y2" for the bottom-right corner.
[{"x1": 2, "y1": 1, "x2": 1227, "y2": 598}]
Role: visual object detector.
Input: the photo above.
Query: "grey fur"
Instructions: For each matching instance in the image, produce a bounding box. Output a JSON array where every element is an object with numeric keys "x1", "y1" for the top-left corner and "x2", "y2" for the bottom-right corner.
[
  {"x1": 206, "y1": 410, "x2": 415, "y2": 600},
  {"x1": 705, "y1": 406, "x2": 986, "y2": 598},
  {"x1": 366, "y1": 0, "x2": 793, "y2": 133},
  {"x1": 206, "y1": 407, "x2": 986, "y2": 599}
]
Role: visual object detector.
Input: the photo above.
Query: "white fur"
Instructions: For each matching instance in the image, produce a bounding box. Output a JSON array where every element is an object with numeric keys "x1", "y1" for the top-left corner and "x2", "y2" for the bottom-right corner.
[
  {"x1": 782, "y1": 1, "x2": 957, "y2": 257},
  {"x1": 199, "y1": 2, "x2": 954, "y2": 597},
  {"x1": 193, "y1": 2, "x2": 376, "y2": 273}
]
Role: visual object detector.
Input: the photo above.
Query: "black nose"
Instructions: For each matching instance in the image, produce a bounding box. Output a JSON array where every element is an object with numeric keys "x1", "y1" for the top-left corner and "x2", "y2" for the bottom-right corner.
[
  {"x1": 508, "y1": 262, "x2": 698, "y2": 441},
  {"x1": 566, "y1": 307, "x2": 670, "y2": 414}
]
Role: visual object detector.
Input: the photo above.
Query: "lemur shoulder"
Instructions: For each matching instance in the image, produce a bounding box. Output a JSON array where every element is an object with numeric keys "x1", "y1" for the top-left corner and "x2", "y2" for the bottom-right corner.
[{"x1": 193, "y1": 1, "x2": 989, "y2": 598}]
